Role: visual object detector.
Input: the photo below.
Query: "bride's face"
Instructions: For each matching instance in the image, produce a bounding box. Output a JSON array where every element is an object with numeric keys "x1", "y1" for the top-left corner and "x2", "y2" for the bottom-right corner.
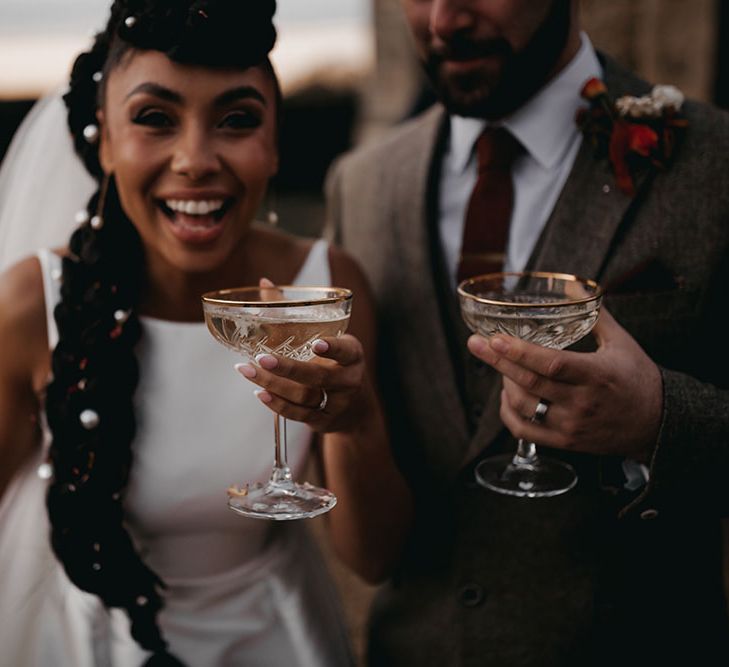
[{"x1": 98, "y1": 50, "x2": 279, "y2": 275}]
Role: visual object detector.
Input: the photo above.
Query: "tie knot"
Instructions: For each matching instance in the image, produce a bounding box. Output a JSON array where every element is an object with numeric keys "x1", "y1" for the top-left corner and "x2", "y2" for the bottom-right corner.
[{"x1": 474, "y1": 127, "x2": 521, "y2": 172}]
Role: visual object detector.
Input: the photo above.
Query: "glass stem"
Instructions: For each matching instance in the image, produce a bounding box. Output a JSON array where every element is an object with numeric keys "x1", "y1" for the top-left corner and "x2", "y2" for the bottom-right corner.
[
  {"x1": 271, "y1": 414, "x2": 293, "y2": 485},
  {"x1": 513, "y1": 438, "x2": 539, "y2": 467}
]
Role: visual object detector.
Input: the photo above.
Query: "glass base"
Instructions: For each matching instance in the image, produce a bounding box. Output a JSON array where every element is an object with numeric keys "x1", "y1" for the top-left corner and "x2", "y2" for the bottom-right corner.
[
  {"x1": 228, "y1": 481, "x2": 337, "y2": 520},
  {"x1": 475, "y1": 453, "x2": 577, "y2": 498}
]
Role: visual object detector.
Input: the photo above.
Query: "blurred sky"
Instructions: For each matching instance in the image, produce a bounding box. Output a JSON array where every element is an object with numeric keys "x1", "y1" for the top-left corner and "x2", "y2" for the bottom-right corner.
[{"x1": 0, "y1": 0, "x2": 373, "y2": 97}]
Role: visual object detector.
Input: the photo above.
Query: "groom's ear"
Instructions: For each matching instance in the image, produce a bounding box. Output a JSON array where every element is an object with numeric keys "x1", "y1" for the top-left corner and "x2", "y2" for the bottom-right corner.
[{"x1": 96, "y1": 109, "x2": 113, "y2": 175}]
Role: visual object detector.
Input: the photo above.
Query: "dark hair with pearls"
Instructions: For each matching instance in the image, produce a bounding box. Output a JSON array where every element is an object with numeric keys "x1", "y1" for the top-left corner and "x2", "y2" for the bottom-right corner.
[{"x1": 45, "y1": 1, "x2": 278, "y2": 664}]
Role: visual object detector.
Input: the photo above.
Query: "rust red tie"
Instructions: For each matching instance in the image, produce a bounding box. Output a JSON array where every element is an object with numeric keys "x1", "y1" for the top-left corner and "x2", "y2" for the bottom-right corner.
[{"x1": 456, "y1": 127, "x2": 521, "y2": 284}]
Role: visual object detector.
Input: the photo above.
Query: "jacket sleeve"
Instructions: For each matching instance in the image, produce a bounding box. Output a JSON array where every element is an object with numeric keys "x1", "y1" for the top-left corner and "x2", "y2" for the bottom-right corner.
[{"x1": 621, "y1": 362, "x2": 729, "y2": 519}]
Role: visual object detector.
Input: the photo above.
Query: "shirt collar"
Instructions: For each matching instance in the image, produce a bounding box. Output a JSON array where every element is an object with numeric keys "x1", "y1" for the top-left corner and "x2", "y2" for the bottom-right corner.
[{"x1": 448, "y1": 33, "x2": 603, "y2": 173}]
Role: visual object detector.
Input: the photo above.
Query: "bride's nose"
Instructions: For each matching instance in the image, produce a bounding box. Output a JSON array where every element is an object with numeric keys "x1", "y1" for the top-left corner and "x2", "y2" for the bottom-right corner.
[{"x1": 170, "y1": 124, "x2": 221, "y2": 180}]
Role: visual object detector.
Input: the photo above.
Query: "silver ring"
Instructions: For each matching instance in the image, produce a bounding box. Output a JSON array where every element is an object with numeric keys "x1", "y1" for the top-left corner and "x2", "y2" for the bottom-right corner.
[
  {"x1": 532, "y1": 399, "x2": 549, "y2": 424},
  {"x1": 317, "y1": 389, "x2": 328, "y2": 411}
]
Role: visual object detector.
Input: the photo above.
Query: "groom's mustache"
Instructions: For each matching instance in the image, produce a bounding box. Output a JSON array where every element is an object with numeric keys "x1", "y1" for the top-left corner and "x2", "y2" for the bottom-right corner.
[{"x1": 429, "y1": 36, "x2": 513, "y2": 63}]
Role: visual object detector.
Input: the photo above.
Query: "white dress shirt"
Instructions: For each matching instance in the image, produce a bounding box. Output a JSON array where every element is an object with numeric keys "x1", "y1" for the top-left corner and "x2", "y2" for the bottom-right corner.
[{"x1": 438, "y1": 33, "x2": 602, "y2": 285}]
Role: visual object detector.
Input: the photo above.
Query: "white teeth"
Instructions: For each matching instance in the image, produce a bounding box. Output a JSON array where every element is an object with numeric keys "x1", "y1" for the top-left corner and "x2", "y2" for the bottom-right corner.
[{"x1": 165, "y1": 199, "x2": 224, "y2": 215}]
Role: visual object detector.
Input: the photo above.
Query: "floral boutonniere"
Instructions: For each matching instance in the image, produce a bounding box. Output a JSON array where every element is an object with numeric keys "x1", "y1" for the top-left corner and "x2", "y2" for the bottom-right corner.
[{"x1": 576, "y1": 78, "x2": 688, "y2": 195}]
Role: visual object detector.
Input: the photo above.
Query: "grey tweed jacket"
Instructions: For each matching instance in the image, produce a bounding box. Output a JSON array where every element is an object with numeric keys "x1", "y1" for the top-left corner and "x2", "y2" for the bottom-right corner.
[{"x1": 326, "y1": 57, "x2": 729, "y2": 666}]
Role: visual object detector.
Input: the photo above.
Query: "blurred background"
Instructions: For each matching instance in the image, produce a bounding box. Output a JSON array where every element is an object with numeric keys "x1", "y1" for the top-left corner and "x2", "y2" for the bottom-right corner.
[
  {"x1": 1, "y1": 0, "x2": 728, "y2": 662},
  {"x1": 2, "y1": 0, "x2": 728, "y2": 237},
  {"x1": 2, "y1": 0, "x2": 728, "y2": 239}
]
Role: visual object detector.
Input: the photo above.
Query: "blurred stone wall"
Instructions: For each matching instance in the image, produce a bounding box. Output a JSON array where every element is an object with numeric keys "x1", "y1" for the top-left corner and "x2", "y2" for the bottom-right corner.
[{"x1": 582, "y1": 0, "x2": 717, "y2": 101}]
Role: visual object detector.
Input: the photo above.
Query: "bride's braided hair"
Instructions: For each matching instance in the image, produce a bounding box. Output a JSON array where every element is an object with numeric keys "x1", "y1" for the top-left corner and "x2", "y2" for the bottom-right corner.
[{"x1": 44, "y1": 1, "x2": 277, "y2": 663}]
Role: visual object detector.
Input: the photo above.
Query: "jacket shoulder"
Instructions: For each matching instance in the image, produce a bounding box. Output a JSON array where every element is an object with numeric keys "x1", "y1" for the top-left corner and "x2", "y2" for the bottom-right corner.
[{"x1": 330, "y1": 105, "x2": 444, "y2": 181}]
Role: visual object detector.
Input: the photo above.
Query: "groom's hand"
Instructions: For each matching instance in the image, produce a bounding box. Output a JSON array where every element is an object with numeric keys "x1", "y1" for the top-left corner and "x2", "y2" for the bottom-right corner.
[{"x1": 467, "y1": 308, "x2": 663, "y2": 462}]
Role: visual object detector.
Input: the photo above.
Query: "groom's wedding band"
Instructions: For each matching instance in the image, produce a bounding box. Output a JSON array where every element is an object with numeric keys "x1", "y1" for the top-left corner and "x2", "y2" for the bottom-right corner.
[
  {"x1": 532, "y1": 399, "x2": 549, "y2": 424},
  {"x1": 317, "y1": 389, "x2": 329, "y2": 412}
]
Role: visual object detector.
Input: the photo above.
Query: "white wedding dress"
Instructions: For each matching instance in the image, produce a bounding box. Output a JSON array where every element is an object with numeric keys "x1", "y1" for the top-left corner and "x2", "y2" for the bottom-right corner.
[
  {"x1": 0, "y1": 96, "x2": 353, "y2": 666},
  {"x1": 0, "y1": 240, "x2": 353, "y2": 667}
]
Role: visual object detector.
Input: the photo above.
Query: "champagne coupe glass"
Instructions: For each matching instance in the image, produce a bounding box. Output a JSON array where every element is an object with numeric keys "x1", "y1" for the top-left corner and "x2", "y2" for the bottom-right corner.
[
  {"x1": 458, "y1": 272, "x2": 603, "y2": 498},
  {"x1": 202, "y1": 286, "x2": 352, "y2": 520}
]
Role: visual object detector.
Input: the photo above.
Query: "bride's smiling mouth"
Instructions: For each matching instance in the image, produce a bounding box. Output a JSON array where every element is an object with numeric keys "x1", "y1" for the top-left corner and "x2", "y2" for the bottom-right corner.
[{"x1": 156, "y1": 196, "x2": 235, "y2": 243}]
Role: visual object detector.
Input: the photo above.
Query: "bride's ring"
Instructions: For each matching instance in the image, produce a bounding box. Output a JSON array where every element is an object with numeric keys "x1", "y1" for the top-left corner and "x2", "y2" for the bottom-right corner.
[
  {"x1": 317, "y1": 389, "x2": 328, "y2": 412},
  {"x1": 532, "y1": 399, "x2": 549, "y2": 424}
]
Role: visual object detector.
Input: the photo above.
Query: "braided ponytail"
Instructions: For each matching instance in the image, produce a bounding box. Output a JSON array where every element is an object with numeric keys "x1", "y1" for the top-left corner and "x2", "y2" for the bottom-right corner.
[{"x1": 43, "y1": 1, "x2": 277, "y2": 663}]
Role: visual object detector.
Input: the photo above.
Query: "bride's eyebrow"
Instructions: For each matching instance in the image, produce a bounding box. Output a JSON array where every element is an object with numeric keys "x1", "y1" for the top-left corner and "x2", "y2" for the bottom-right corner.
[
  {"x1": 122, "y1": 83, "x2": 267, "y2": 107},
  {"x1": 214, "y1": 86, "x2": 267, "y2": 108},
  {"x1": 124, "y1": 82, "x2": 181, "y2": 103}
]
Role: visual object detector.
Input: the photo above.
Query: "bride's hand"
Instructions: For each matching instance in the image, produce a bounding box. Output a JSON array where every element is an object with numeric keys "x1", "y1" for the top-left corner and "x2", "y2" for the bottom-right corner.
[{"x1": 235, "y1": 334, "x2": 373, "y2": 433}]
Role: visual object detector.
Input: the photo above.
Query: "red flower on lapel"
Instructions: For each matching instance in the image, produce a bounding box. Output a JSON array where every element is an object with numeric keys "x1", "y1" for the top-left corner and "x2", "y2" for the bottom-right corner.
[{"x1": 576, "y1": 77, "x2": 688, "y2": 196}]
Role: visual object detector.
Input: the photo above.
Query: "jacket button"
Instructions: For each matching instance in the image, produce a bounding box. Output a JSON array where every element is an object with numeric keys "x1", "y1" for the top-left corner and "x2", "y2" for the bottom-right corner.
[
  {"x1": 640, "y1": 508, "x2": 659, "y2": 520},
  {"x1": 457, "y1": 583, "x2": 485, "y2": 608}
]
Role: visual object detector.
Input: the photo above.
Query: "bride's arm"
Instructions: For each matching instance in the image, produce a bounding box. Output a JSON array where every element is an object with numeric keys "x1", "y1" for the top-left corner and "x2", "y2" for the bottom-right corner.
[{"x1": 0, "y1": 258, "x2": 47, "y2": 500}]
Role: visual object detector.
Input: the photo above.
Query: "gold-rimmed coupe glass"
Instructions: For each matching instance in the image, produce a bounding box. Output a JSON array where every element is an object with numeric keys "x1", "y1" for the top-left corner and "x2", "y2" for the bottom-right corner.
[
  {"x1": 458, "y1": 272, "x2": 603, "y2": 498},
  {"x1": 202, "y1": 286, "x2": 352, "y2": 520}
]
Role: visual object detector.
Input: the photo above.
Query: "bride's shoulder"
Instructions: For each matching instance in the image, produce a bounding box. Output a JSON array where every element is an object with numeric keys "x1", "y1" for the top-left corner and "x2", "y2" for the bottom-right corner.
[
  {"x1": 248, "y1": 225, "x2": 312, "y2": 273},
  {"x1": 0, "y1": 253, "x2": 50, "y2": 342}
]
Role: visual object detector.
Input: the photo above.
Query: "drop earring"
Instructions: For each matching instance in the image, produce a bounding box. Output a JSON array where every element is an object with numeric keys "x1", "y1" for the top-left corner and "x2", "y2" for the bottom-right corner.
[
  {"x1": 265, "y1": 186, "x2": 278, "y2": 226},
  {"x1": 90, "y1": 174, "x2": 110, "y2": 231}
]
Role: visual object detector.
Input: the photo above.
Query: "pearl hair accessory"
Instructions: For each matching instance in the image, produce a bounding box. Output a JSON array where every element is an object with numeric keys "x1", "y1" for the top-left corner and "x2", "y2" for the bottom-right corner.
[
  {"x1": 37, "y1": 462, "x2": 53, "y2": 480},
  {"x1": 83, "y1": 124, "x2": 99, "y2": 144},
  {"x1": 92, "y1": 71, "x2": 103, "y2": 83},
  {"x1": 75, "y1": 210, "x2": 90, "y2": 225},
  {"x1": 267, "y1": 211, "x2": 279, "y2": 226},
  {"x1": 91, "y1": 174, "x2": 110, "y2": 231},
  {"x1": 114, "y1": 309, "x2": 131, "y2": 324},
  {"x1": 79, "y1": 409, "x2": 100, "y2": 430},
  {"x1": 124, "y1": 16, "x2": 137, "y2": 28}
]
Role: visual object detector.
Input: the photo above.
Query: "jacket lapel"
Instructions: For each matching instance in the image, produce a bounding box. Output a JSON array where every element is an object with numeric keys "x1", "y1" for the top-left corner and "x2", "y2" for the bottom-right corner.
[
  {"x1": 462, "y1": 57, "x2": 656, "y2": 467},
  {"x1": 389, "y1": 106, "x2": 472, "y2": 478},
  {"x1": 528, "y1": 57, "x2": 654, "y2": 281},
  {"x1": 528, "y1": 138, "x2": 654, "y2": 281}
]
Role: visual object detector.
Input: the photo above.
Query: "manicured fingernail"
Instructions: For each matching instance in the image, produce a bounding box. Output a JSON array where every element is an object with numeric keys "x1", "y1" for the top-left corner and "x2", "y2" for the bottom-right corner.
[
  {"x1": 254, "y1": 388, "x2": 272, "y2": 403},
  {"x1": 235, "y1": 363, "x2": 257, "y2": 379},
  {"x1": 490, "y1": 336, "x2": 510, "y2": 353},
  {"x1": 312, "y1": 339, "x2": 329, "y2": 354},
  {"x1": 255, "y1": 354, "x2": 278, "y2": 369}
]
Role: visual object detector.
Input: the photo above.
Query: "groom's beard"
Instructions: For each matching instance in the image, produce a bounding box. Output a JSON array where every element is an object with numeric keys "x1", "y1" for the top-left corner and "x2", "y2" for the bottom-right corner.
[{"x1": 423, "y1": 0, "x2": 572, "y2": 120}]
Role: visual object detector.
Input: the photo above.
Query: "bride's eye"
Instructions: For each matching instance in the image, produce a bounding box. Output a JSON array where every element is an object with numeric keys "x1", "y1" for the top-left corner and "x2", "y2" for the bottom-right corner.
[
  {"x1": 131, "y1": 108, "x2": 173, "y2": 128},
  {"x1": 219, "y1": 110, "x2": 262, "y2": 131}
]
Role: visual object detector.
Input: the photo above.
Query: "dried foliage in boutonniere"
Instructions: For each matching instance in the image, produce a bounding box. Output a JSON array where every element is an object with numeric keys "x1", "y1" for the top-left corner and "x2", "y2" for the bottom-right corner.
[{"x1": 576, "y1": 78, "x2": 688, "y2": 195}]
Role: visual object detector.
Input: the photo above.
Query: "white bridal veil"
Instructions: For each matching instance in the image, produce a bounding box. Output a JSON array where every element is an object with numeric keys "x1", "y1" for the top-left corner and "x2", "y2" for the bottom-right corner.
[
  {"x1": 0, "y1": 93, "x2": 110, "y2": 664},
  {"x1": 0, "y1": 91, "x2": 95, "y2": 272}
]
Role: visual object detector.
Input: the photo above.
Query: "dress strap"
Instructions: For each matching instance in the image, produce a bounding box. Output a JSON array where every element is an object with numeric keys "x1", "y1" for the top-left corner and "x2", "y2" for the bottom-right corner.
[
  {"x1": 36, "y1": 248, "x2": 62, "y2": 350},
  {"x1": 293, "y1": 239, "x2": 331, "y2": 287}
]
